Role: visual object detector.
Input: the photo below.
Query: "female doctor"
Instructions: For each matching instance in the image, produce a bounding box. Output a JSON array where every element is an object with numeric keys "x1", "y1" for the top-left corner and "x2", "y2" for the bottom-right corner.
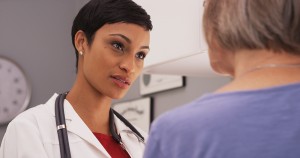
[{"x1": 0, "y1": 0, "x2": 152, "y2": 157}]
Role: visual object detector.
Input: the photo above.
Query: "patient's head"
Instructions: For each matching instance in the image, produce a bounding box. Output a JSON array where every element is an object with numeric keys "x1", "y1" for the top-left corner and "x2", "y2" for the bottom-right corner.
[{"x1": 203, "y1": 0, "x2": 300, "y2": 75}]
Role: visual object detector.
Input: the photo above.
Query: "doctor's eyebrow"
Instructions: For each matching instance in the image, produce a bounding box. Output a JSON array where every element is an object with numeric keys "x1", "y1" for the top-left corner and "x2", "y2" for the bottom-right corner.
[
  {"x1": 110, "y1": 34, "x2": 131, "y2": 44},
  {"x1": 109, "y1": 33, "x2": 150, "y2": 50},
  {"x1": 140, "y1": 46, "x2": 150, "y2": 50}
]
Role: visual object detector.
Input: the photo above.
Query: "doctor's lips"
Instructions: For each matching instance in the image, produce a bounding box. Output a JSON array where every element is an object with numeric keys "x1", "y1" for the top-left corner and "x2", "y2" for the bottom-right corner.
[{"x1": 111, "y1": 75, "x2": 131, "y2": 89}]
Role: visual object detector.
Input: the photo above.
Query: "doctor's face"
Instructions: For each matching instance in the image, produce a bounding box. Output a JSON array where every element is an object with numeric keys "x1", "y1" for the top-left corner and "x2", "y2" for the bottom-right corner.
[{"x1": 81, "y1": 23, "x2": 150, "y2": 99}]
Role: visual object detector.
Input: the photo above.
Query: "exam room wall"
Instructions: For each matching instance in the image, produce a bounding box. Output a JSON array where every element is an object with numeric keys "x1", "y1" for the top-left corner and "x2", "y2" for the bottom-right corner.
[
  {"x1": 0, "y1": 0, "x2": 230, "y2": 141},
  {"x1": 0, "y1": 0, "x2": 82, "y2": 141}
]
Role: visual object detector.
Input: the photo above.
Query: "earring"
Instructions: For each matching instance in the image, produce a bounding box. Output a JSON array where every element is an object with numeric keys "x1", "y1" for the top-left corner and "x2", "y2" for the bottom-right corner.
[{"x1": 79, "y1": 51, "x2": 83, "y2": 56}]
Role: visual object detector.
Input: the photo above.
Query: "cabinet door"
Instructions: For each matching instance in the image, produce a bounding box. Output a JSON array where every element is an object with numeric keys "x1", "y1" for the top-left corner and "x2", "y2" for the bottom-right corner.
[{"x1": 134, "y1": 0, "x2": 207, "y2": 67}]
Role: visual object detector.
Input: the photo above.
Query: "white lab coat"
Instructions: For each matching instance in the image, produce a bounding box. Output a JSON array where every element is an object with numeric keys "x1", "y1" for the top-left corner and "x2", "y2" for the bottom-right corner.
[{"x1": 0, "y1": 94, "x2": 147, "y2": 158}]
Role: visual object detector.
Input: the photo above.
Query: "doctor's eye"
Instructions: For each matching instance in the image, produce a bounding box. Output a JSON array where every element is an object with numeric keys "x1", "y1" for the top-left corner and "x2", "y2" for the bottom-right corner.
[
  {"x1": 135, "y1": 52, "x2": 146, "y2": 60},
  {"x1": 112, "y1": 41, "x2": 124, "y2": 52}
]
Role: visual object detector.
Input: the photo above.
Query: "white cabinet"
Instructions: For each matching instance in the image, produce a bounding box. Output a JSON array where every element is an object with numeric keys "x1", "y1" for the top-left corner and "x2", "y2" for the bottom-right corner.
[{"x1": 135, "y1": 0, "x2": 217, "y2": 77}]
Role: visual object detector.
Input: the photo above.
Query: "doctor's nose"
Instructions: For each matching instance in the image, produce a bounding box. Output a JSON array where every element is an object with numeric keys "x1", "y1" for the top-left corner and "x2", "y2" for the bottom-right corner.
[{"x1": 119, "y1": 57, "x2": 135, "y2": 74}]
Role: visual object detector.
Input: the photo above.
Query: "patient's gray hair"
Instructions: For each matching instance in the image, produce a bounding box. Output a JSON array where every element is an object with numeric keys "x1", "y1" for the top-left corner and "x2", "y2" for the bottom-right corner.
[{"x1": 203, "y1": 0, "x2": 300, "y2": 54}]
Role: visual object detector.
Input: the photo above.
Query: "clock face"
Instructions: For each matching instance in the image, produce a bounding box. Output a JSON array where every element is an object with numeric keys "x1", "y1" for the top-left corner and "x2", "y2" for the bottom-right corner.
[{"x1": 0, "y1": 56, "x2": 31, "y2": 125}]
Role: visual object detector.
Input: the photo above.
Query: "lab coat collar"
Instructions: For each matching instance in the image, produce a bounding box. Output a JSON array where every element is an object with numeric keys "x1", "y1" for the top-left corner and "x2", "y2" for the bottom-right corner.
[{"x1": 46, "y1": 94, "x2": 145, "y2": 158}]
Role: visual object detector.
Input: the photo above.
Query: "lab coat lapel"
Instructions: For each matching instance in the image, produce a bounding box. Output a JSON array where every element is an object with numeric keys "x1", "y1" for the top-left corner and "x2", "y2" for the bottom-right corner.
[
  {"x1": 114, "y1": 115, "x2": 146, "y2": 158},
  {"x1": 54, "y1": 95, "x2": 110, "y2": 158}
]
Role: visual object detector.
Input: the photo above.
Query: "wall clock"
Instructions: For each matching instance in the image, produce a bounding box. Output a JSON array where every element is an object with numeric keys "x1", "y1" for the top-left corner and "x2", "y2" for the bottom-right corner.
[{"x1": 0, "y1": 56, "x2": 31, "y2": 125}]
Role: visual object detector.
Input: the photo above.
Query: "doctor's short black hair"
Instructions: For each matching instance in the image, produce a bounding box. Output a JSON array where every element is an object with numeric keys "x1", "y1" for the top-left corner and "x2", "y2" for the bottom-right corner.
[{"x1": 71, "y1": 0, "x2": 153, "y2": 72}]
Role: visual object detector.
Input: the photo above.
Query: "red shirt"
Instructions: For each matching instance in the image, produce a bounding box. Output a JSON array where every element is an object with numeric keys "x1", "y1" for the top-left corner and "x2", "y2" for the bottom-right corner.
[{"x1": 93, "y1": 132, "x2": 130, "y2": 158}]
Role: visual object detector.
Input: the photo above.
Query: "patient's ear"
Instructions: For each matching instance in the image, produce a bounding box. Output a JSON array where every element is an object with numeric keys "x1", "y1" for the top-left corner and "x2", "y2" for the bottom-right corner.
[{"x1": 208, "y1": 41, "x2": 235, "y2": 76}]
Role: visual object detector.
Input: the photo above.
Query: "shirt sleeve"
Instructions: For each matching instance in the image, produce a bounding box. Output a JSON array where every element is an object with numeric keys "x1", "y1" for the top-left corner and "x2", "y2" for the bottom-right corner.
[{"x1": 0, "y1": 118, "x2": 48, "y2": 158}]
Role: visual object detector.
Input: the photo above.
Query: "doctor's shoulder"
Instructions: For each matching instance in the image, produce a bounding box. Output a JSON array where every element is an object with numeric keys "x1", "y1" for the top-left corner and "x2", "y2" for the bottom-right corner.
[
  {"x1": 2, "y1": 103, "x2": 52, "y2": 144},
  {"x1": 7, "y1": 102, "x2": 51, "y2": 128},
  {"x1": 3, "y1": 99, "x2": 53, "y2": 132},
  {"x1": 0, "y1": 102, "x2": 55, "y2": 158}
]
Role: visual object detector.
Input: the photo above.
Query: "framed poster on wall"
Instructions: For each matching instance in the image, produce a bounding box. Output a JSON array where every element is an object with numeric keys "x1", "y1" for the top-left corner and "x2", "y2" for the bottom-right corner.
[
  {"x1": 140, "y1": 73, "x2": 185, "y2": 95},
  {"x1": 112, "y1": 97, "x2": 153, "y2": 133}
]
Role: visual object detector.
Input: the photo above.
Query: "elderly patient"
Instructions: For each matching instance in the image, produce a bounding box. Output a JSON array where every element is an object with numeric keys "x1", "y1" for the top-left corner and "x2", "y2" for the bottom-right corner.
[{"x1": 144, "y1": 0, "x2": 300, "y2": 158}]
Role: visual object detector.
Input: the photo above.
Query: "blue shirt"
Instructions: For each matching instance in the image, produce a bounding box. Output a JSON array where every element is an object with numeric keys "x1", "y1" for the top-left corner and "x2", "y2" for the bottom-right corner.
[{"x1": 144, "y1": 83, "x2": 300, "y2": 158}]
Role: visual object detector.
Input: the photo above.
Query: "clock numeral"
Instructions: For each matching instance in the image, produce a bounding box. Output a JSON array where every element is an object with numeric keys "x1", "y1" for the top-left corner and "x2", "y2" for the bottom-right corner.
[
  {"x1": 14, "y1": 78, "x2": 20, "y2": 83},
  {"x1": 12, "y1": 100, "x2": 18, "y2": 105},
  {"x1": 17, "y1": 88, "x2": 23, "y2": 94},
  {"x1": 3, "y1": 107, "x2": 9, "y2": 113},
  {"x1": 7, "y1": 68, "x2": 12, "y2": 73}
]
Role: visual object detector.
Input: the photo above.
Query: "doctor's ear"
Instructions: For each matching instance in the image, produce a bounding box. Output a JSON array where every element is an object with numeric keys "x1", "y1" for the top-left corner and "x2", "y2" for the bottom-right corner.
[{"x1": 74, "y1": 30, "x2": 88, "y2": 53}]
